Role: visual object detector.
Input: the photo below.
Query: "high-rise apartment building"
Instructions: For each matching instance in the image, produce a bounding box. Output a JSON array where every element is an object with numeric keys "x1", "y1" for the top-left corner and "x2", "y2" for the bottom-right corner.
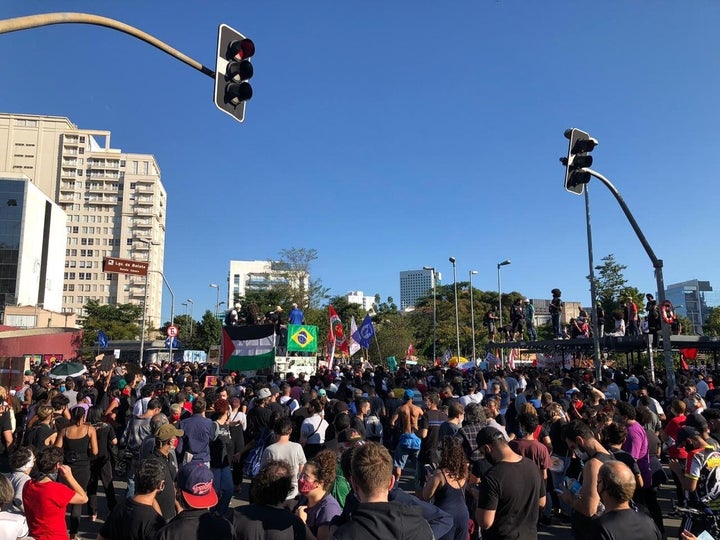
[
  {"x1": 665, "y1": 279, "x2": 720, "y2": 334},
  {"x1": 399, "y1": 269, "x2": 440, "y2": 310},
  {"x1": 0, "y1": 113, "x2": 166, "y2": 329}
]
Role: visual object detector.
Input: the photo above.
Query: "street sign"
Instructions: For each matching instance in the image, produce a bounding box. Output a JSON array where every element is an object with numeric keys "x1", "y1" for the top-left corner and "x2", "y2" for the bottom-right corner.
[
  {"x1": 165, "y1": 337, "x2": 179, "y2": 349},
  {"x1": 102, "y1": 257, "x2": 149, "y2": 276},
  {"x1": 167, "y1": 325, "x2": 179, "y2": 338}
]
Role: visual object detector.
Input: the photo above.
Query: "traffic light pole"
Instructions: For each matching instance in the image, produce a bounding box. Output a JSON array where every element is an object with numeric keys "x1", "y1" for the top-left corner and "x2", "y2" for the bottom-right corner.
[
  {"x1": 0, "y1": 12, "x2": 216, "y2": 79},
  {"x1": 581, "y1": 167, "x2": 676, "y2": 398},
  {"x1": 583, "y1": 185, "x2": 603, "y2": 382}
]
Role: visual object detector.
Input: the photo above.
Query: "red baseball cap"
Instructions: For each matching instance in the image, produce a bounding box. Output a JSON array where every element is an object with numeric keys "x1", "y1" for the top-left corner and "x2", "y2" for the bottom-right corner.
[{"x1": 177, "y1": 463, "x2": 218, "y2": 509}]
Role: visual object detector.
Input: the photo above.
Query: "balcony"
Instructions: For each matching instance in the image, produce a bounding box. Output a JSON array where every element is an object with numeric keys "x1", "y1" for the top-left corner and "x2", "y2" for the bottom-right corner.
[
  {"x1": 59, "y1": 183, "x2": 76, "y2": 192},
  {"x1": 85, "y1": 196, "x2": 118, "y2": 205},
  {"x1": 133, "y1": 207, "x2": 154, "y2": 217},
  {"x1": 85, "y1": 184, "x2": 115, "y2": 194},
  {"x1": 132, "y1": 242, "x2": 149, "y2": 251}
]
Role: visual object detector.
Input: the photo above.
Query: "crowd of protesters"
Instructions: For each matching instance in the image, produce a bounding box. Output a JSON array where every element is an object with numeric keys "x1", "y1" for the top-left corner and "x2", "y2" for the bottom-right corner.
[{"x1": 1, "y1": 350, "x2": 720, "y2": 539}]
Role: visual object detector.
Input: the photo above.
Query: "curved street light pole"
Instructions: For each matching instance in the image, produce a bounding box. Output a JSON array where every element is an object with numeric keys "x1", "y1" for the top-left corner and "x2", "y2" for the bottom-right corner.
[
  {"x1": 423, "y1": 266, "x2": 437, "y2": 363},
  {"x1": 497, "y1": 260, "x2": 511, "y2": 367},
  {"x1": 449, "y1": 257, "x2": 460, "y2": 359},
  {"x1": 469, "y1": 270, "x2": 478, "y2": 362}
]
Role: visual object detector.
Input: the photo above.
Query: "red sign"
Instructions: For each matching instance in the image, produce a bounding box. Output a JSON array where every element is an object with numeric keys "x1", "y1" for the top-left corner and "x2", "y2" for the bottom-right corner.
[
  {"x1": 102, "y1": 257, "x2": 149, "y2": 276},
  {"x1": 167, "y1": 325, "x2": 179, "y2": 338}
]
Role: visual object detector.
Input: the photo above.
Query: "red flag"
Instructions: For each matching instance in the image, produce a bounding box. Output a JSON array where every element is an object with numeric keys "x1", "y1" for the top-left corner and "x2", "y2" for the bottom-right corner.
[
  {"x1": 680, "y1": 352, "x2": 689, "y2": 371},
  {"x1": 327, "y1": 327, "x2": 336, "y2": 370},
  {"x1": 407, "y1": 343, "x2": 415, "y2": 357},
  {"x1": 328, "y1": 306, "x2": 349, "y2": 355}
]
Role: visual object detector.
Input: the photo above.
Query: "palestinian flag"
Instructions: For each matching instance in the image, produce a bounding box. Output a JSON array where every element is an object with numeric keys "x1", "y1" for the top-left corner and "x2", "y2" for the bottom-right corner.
[
  {"x1": 222, "y1": 324, "x2": 276, "y2": 371},
  {"x1": 287, "y1": 324, "x2": 318, "y2": 353}
]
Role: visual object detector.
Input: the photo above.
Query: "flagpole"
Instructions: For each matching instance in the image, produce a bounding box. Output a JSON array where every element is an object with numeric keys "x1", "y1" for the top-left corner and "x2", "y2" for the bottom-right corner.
[{"x1": 373, "y1": 333, "x2": 382, "y2": 364}]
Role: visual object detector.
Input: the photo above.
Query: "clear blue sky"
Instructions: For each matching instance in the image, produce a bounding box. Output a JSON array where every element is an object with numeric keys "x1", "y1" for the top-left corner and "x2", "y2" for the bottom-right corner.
[{"x1": 2, "y1": 1, "x2": 720, "y2": 321}]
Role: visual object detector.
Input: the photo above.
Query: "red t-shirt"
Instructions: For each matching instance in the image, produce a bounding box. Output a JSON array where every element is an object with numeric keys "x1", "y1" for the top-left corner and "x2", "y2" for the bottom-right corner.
[
  {"x1": 664, "y1": 414, "x2": 688, "y2": 459},
  {"x1": 23, "y1": 479, "x2": 75, "y2": 540}
]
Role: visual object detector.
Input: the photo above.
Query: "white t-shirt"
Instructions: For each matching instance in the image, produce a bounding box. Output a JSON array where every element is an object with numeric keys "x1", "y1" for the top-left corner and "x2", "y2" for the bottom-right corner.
[
  {"x1": 261, "y1": 441, "x2": 307, "y2": 498},
  {"x1": 301, "y1": 415, "x2": 328, "y2": 444},
  {"x1": 0, "y1": 511, "x2": 29, "y2": 540}
]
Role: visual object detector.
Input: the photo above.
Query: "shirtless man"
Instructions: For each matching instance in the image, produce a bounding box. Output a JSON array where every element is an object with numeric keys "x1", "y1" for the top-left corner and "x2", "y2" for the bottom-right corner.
[{"x1": 389, "y1": 389, "x2": 423, "y2": 480}]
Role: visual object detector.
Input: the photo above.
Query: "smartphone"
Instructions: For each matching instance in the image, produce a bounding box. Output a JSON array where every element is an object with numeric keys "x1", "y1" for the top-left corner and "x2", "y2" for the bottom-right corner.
[{"x1": 424, "y1": 464, "x2": 435, "y2": 476}]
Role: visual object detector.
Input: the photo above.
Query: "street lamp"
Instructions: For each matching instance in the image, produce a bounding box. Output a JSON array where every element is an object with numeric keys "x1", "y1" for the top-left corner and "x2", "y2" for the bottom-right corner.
[
  {"x1": 469, "y1": 270, "x2": 478, "y2": 362},
  {"x1": 497, "y1": 260, "x2": 511, "y2": 366},
  {"x1": 209, "y1": 283, "x2": 220, "y2": 318},
  {"x1": 423, "y1": 266, "x2": 437, "y2": 363},
  {"x1": 449, "y1": 257, "x2": 460, "y2": 359},
  {"x1": 135, "y1": 237, "x2": 154, "y2": 365},
  {"x1": 186, "y1": 298, "x2": 194, "y2": 339}
]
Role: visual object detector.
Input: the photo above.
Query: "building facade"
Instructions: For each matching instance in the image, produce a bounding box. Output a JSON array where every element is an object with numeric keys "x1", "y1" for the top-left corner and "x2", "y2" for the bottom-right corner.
[
  {"x1": 0, "y1": 174, "x2": 66, "y2": 321},
  {"x1": 399, "y1": 269, "x2": 440, "y2": 311},
  {"x1": 345, "y1": 290, "x2": 375, "y2": 312},
  {"x1": 665, "y1": 279, "x2": 720, "y2": 334},
  {"x1": 0, "y1": 113, "x2": 166, "y2": 330},
  {"x1": 228, "y1": 260, "x2": 309, "y2": 306}
]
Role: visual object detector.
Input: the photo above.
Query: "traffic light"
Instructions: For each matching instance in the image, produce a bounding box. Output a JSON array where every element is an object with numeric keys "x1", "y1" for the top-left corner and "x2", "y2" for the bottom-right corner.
[
  {"x1": 561, "y1": 128, "x2": 598, "y2": 195},
  {"x1": 214, "y1": 24, "x2": 255, "y2": 123}
]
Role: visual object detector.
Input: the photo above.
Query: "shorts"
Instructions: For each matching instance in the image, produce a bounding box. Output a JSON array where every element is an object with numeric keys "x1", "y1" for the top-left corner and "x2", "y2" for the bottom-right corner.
[{"x1": 393, "y1": 443, "x2": 419, "y2": 471}]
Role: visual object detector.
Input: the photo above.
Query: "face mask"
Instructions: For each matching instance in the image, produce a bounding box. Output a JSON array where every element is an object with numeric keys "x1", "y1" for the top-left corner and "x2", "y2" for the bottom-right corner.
[
  {"x1": 45, "y1": 472, "x2": 59, "y2": 482},
  {"x1": 298, "y1": 478, "x2": 316, "y2": 494},
  {"x1": 574, "y1": 448, "x2": 590, "y2": 462},
  {"x1": 60, "y1": 386, "x2": 66, "y2": 393}
]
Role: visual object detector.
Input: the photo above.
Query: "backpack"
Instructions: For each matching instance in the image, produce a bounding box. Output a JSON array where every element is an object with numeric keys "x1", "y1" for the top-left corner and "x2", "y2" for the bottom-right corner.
[{"x1": 243, "y1": 427, "x2": 272, "y2": 478}]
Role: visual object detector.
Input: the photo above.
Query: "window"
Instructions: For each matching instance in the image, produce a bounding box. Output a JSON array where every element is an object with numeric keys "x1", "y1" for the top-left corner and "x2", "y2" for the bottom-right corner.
[
  {"x1": 72, "y1": 226, "x2": 79, "y2": 234},
  {"x1": 131, "y1": 161, "x2": 138, "y2": 174},
  {"x1": 142, "y1": 162, "x2": 149, "y2": 175},
  {"x1": 120, "y1": 160, "x2": 126, "y2": 167},
  {"x1": 126, "y1": 238, "x2": 133, "y2": 246},
  {"x1": 77, "y1": 169, "x2": 83, "y2": 176},
  {"x1": 80, "y1": 136, "x2": 85, "y2": 143},
  {"x1": 130, "y1": 182, "x2": 136, "y2": 189}
]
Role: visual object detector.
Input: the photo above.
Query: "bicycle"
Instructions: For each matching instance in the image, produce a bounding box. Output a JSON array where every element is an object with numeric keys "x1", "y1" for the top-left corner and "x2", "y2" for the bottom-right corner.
[{"x1": 675, "y1": 504, "x2": 720, "y2": 539}]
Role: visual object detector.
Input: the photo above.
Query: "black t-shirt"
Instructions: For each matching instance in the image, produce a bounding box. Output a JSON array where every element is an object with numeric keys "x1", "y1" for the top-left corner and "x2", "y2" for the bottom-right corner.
[
  {"x1": 146, "y1": 449, "x2": 177, "y2": 522},
  {"x1": 588, "y1": 508, "x2": 662, "y2": 540},
  {"x1": 157, "y1": 509, "x2": 232, "y2": 540},
  {"x1": 477, "y1": 457, "x2": 545, "y2": 540},
  {"x1": 230, "y1": 504, "x2": 307, "y2": 540},
  {"x1": 99, "y1": 497, "x2": 166, "y2": 540}
]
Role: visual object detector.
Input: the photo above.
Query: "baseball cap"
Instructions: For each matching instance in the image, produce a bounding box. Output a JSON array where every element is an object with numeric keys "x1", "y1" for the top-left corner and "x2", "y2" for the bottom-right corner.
[
  {"x1": 403, "y1": 389, "x2": 414, "y2": 401},
  {"x1": 256, "y1": 388, "x2": 271, "y2": 400},
  {"x1": 318, "y1": 388, "x2": 327, "y2": 397},
  {"x1": 24, "y1": 370, "x2": 33, "y2": 376},
  {"x1": 177, "y1": 462, "x2": 218, "y2": 509},
  {"x1": 677, "y1": 426, "x2": 701, "y2": 444},
  {"x1": 155, "y1": 424, "x2": 184, "y2": 442},
  {"x1": 476, "y1": 426, "x2": 505, "y2": 447}
]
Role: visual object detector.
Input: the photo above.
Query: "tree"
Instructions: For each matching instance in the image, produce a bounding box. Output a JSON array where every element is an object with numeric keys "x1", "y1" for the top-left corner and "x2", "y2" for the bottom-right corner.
[
  {"x1": 276, "y1": 247, "x2": 329, "y2": 310},
  {"x1": 593, "y1": 254, "x2": 645, "y2": 330},
  {"x1": 79, "y1": 300, "x2": 142, "y2": 349},
  {"x1": 703, "y1": 307, "x2": 720, "y2": 336},
  {"x1": 191, "y1": 310, "x2": 221, "y2": 352}
]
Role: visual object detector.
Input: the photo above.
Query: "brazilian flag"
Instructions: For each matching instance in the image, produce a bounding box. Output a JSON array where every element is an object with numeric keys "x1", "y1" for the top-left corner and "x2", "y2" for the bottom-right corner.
[{"x1": 287, "y1": 324, "x2": 318, "y2": 353}]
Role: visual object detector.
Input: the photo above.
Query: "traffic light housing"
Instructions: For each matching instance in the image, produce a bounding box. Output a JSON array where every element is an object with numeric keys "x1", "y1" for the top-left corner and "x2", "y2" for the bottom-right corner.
[
  {"x1": 561, "y1": 128, "x2": 597, "y2": 195},
  {"x1": 214, "y1": 24, "x2": 255, "y2": 123}
]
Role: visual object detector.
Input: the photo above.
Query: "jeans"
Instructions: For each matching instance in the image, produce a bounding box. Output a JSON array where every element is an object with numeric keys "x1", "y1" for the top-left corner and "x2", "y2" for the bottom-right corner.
[
  {"x1": 548, "y1": 454, "x2": 572, "y2": 516},
  {"x1": 212, "y1": 466, "x2": 234, "y2": 516},
  {"x1": 552, "y1": 313, "x2": 561, "y2": 338}
]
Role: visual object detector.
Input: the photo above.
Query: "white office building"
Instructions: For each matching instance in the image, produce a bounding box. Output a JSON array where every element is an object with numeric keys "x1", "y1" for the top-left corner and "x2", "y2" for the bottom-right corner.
[
  {"x1": 0, "y1": 174, "x2": 66, "y2": 317},
  {"x1": 345, "y1": 290, "x2": 375, "y2": 312},
  {"x1": 228, "y1": 260, "x2": 309, "y2": 306}
]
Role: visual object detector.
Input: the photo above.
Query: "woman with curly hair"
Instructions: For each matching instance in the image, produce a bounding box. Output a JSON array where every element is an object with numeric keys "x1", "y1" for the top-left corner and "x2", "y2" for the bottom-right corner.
[
  {"x1": 421, "y1": 436, "x2": 469, "y2": 540},
  {"x1": 295, "y1": 449, "x2": 341, "y2": 540}
]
